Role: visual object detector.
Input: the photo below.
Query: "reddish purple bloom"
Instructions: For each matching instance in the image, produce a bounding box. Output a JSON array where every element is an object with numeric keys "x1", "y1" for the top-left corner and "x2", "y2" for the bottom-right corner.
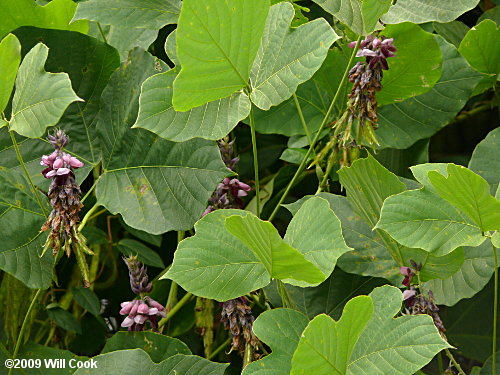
[{"x1": 400, "y1": 266, "x2": 415, "y2": 287}]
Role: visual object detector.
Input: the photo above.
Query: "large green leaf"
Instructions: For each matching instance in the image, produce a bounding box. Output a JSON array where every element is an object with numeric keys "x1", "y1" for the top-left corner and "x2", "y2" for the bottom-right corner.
[
  {"x1": 225, "y1": 211, "x2": 324, "y2": 285},
  {"x1": 9, "y1": 43, "x2": 82, "y2": 138},
  {"x1": 172, "y1": 0, "x2": 270, "y2": 111},
  {"x1": 72, "y1": 287, "x2": 100, "y2": 316},
  {"x1": 0, "y1": 34, "x2": 21, "y2": 114},
  {"x1": 428, "y1": 163, "x2": 500, "y2": 232},
  {"x1": 94, "y1": 48, "x2": 228, "y2": 234},
  {"x1": 381, "y1": 0, "x2": 480, "y2": 24},
  {"x1": 0, "y1": 168, "x2": 53, "y2": 289},
  {"x1": 347, "y1": 286, "x2": 450, "y2": 374},
  {"x1": 377, "y1": 37, "x2": 483, "y2": 149},
  {"x1": 163, "y1": 209, "x2": 270, "y2": 301},
  {"x1": 433, "y1": 21, "x2": 470, "y2": 48},
  {"x1": 291, "y1": 296, "x2": 374, "y2": 375},
  {"x1": 423, "y1": 240, "x2": 498, "y2": 306},
  {"x1": 101, "y1": 332, "x2": 190, "y2": 363},
  {"x1": 73, "y1": 0, "x2": 181, "y2": 29},
  {"x1": 377, "y1": 23, "x2": 442, "y2": 105},
  {"x1": 312, "y1": 0, "x2": 392, "y2": 35},
  {"x1": 116, "y1": 239, "x2": 164, "y2": 268},
  {"x1": 459, "y1": 20, "x2": 500, "y2": 82},
  {"x1": 133, "y1": 69, "x2": 251, "y2": 142},
  {"x1": 0, "y1": 0, "x2": 88, "y2": 39},
  {"x1": 249, "y1": 2, "x2": 339, "y2": 110},
  {"x1": 468, "y1": 127, "x2": 499, "y2": 193},
  {"x1": 242, "y1": 309, "x2": 309, "y2": 375}
]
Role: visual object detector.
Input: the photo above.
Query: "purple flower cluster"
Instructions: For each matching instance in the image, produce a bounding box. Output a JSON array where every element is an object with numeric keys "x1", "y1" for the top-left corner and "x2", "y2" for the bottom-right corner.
[
  {"x1": 40, "y1": 129, "x2": 92, "y2": 287},
  {"x1": 348, "y1": 35, "x2": 396, "y2": 70},
  {"x1": 120, "y1": 256, "x2": 167, "y2": 332},
  {"x1": 203, "y1": 137, "x2": 251, "y2": 216},
  {"x1": 220, "y1": 297, "x2": 259, "y2": 354}
]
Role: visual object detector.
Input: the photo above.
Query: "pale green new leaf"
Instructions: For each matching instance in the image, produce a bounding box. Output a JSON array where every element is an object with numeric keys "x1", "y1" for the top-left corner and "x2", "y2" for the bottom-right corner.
[
  {"x1": 0, "y1": 34, "x2": 21, "y2": 114},
  {"x1": 0, "y1": 0, "x2": 88, "y2": 39},
  {"x1": 377, "y1": 23, "x2": 442, "y2": 105},
  {"x1": 163, "y1": 209, "x2": 270, "y2": 301},
  {"x1": 348, "y1": 286, "x2": 450, "y2": 374},
  {"x1": 382, "y1": 0, "x2": 480, "y2": 24},
  {"x1": 9, "y1": 43, "x2": 82, "y2": 138},
  {"x1": 73, "y1": 0, "x2": 181, "y2": 29},
  {"x1": 282, "y1": 196, "x2": 352, "y2": 286},
  {"x1": 225, "y1": 213, "x2": 325, "y2": 284},
  {"x1": 95, "y1": 49, "x2": 228, "y2": 234},
  {"x1": 469, "y1": 127, "x2": 499, "y2": 194},
  {"x1": 172, "y1": 0, "x2": 270, "y2": 111},
  {"x1": 243, "y1": 309, "x2": 309, "y2": 375},
  {"x1": 312, "y1": 0, "x2": 392, "y2": 35},
  {"x1": 133, "y1": 69, "x2": 251, "y2": 142},
  {"x1": 377, "y1": 37, "x2": 483, "y2": 149},
  {"x1": 250, "y1": 2, "x2": 339, "y2": 110},
  {"x1": 428, "y1": 163, "x2": 500, "y2": 232},
  {"x1": 291, "y1": 296, "x2": 374, "y2": 375}
]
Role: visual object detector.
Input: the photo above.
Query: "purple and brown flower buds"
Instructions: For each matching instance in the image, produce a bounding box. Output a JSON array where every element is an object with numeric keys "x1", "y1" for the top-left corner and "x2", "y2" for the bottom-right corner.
[
  {"x1": 119, "y1": 297, "x2": 167, "y2": 332},
  {"x1": 123, "y1": 255, "x2": 152, "y2": 294}
]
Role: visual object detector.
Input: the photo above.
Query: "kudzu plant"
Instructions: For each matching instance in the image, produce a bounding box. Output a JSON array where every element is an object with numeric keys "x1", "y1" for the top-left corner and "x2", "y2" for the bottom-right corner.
[{"x1": 0, "y1": 0, "x2": 498, "y2": 374}]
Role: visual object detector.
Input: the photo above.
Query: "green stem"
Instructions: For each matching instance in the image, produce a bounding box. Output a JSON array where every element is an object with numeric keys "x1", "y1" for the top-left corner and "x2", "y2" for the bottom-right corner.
[
  {"x1": 277, "y1": 280, "x2": 292, "y2": 308},
  {"x1": 243, "y1": 342, "x2": 253, "y2": 368},
  {"x1": 444, "y1": 348, "x2": 466, "y2": 375},
  {"x1": 78, "y1": 203, "x2": 100, "y2": 232},
  {"x1": 208, "y1": 337, "x2": 231, "y2": 360},
  {"x1": 249, "y1": 106, "x2": 261, "y2": 218},
  {"x1": 492, "y1": 243, "x2": 498, "y2": 375},
  {"x1": 8, "y1": 289, "x2": 43, "y2": 375},
  {"x1": 158, "y1": 292, "x2": 193, "y2": 328},
  {"x1": 316, "y1": 152, "x2": 337, "y2": 193},
  {"x1": 96, "y1": 22, "x2": 108, "y2": 44},
  {"x1": 292, "y1": 93, "x2": 314, "y2": 153},
  {"x1": 437, "y1": 351, "x2": 444, "y2": 374},
  {"x1": 81, "y1": 178, "x2": 98, "y2": 204},
  {"x1": 268, "y1": 36, "x2": 362, "y2": 222},
  {"x1": 9, "y1": 130, "x2": 48, "y2": 217}
]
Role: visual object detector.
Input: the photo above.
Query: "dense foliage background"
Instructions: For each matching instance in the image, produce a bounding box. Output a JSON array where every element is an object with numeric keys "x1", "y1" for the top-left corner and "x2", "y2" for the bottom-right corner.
[{"x1": 0, "y1": 0, "x2": 499, "y2": 374}]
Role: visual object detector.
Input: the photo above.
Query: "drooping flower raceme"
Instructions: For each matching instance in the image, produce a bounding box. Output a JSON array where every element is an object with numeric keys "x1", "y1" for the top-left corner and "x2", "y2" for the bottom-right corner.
[
  {"x1": 220, "y1": 297, "x2": 259, "y2": 354},
  {"x1": 40, "y1": 129, "x2": 93, "y2": 287},
  {"x1": 120, "y1": 256, "x2": 166, "y2": 332}
]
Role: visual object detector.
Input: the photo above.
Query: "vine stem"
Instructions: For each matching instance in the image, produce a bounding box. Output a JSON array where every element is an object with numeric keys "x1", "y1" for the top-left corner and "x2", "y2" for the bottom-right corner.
[
  {"x1": 292, "y1": 93, "x2": 314, "y2": 153},
  {"x1": 208, "y1": 337, "x2": 231, "y2": 360},
  {"x1": 8, "y1": 289, "x2": 43, "y2": 375},
  {"x1": 9, "y1": 130, "x2": 48, "y2": 217},
  {"x1": 248, "y1": 105, "x2": 261, "y2": 218},
  {"x1": 158, "y1": 292, "x2": 193, "y2": 328},
  {"x1": 78, "y1": 203, "x2": 100, "y2": 232},
  {"x1": 277, "y1": 279, "x2": 292, "y2": 308},
  {"x1": 444, "y1": 348, "x2": 466, "y2": 375},
  {"x1": 96, "y1": 22, "x2": 108, "y2": 44},
  {"x1": 268, "y1": 36, "x2": 362, "y2": 222},
  {"x1": 492, "y1": 243, "x2": 498, "y2": 375}
]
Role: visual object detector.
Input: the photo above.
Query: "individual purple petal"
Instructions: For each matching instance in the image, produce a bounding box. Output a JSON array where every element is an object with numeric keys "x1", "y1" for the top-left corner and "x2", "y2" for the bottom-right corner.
[
  {"x1": 400, "y1": 267, "x2": 412, "y2": 276},
  {"x1": 53, "y1": 158, "x2": 64, "y2": 169},
  {"x1": 56, "y1": 167, "x2": 71, "y2": 176},
  {"x1": 128, "y1": 301, "x2": 139, "y2": 318},
  {"x1": 137, "y1": 303, "x2": 149, "y2": 315},
  {"x1": 147, "y1": 297, "x2": 166, "y2": 311},
  {"x1": 69, "y1": 157, "x2": 84, "y2": 168},
  {"x1": 348, "y1": 41, "x2": 358, "y2": 48},
  {"x1": 403, "y1": 289, "x2": 416, "y2": 301},
  {"x1": 372, "y1": 38, "x2": 381, "y2": 48},
  {"x1": 121, "y1": 316, "x2": 134, "y2": 327},
  {"x1": 46, "y1": 170, "x2": 57, "y2": 178},
  {"x1": 134, "y1": 314, "x2": 147, "y2": 324},
  {"x1": 120, "y1": 301, "x2": 134, "y2": 315},
  {"x1": 148, "y1": 307, "x2": 159, "y2": 315}
]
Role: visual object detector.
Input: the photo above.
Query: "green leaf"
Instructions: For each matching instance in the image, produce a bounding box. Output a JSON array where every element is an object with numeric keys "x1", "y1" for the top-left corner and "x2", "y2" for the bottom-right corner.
[
  {"x1": 469, "y1": 127, "x2": 500, "y2": 194},
  {"x1": 0, "y1": 168, "x2": 53, "y2": 289},
  {"x1": 120, "y1": 218, "x2": 162, "y2": 247},
  {"x1": 459, "y1": 19, "x2": 500, "y2": 76},
  {"x1": 282, "y1": 196, "x2": 352, "y2": 286},
  {"x1": 428, "y1": 163, "x2": 500, "y2": 232},
  {"x1": 480, "y1": 352, "x2": 500, "y2": 375},
  {"x1": 433, "y1": 21, "x2": 470, "y2": 48},
  {"x1": 249, "y1": 2, "x2": 339, "y2": 110},
  {"x1": 377, "y1": 37, "x2": 483, "y2": 149},
  {"x1": 101, "y1": 332, "x2": 191, "y2": 363},
  {"x1": 163, "y1": 209, "x2": 270, "y2": 301},
  {"x1": 242, "y1": 309, "x2": 309, "y2": 375},
  {"x1": 165, "y1": 30, "x2": 178, "y2": 67},
  {"x1": 291, "y1": 296, "x2": 374, "y2": 375},
  {"x1": 46, "y1": 305, "x2": 82, "y2": 334},
  {"x1": 225, "y1": 212, "x2": 325, "y2": 284},
  {"x1": 133, "y1": 69, "x2": 251, "y2": 142},
  {"x1": 116, "y1": 239, "x2": 165, "y2": 268},
  {"x1": 381, "y1": 0, "x2": 480, "y2": 24},
  {"x1": 72, "y1": 287, "x2": 101, "y2": 316},
  {"x1": 172, "y1": 0, "x2": 270, "y2": 111},
  {"x1": 348, "y1": 286, "x2": 450, "y2": 374},
  {"x1": 312, "y1": 0, "x2": 392, "y2": 35},
  {"x1": 0, "y1": 34, "x2": 21, "y2": 114},
  {"x1": 376, "y1": 186, "x2": 485, "y2": 255},
  {"x1": 94, "y1": 49, "x2": 228, "y2": 234},
  {"x1": 9, "y1": 43, "x2": 82, "y2": 138},
  {"x1": 377, "y1": 23, "x2": 442, "y2": 105},
  {"x1": 73, "y1": 0, "x2": 181, "y2": 29},
  {"x1": 0, "y1": 0, "x2": 88, "y2": 39},
  {"x1": 423, "y1": 240, "x2": 498, "y2": 306}
]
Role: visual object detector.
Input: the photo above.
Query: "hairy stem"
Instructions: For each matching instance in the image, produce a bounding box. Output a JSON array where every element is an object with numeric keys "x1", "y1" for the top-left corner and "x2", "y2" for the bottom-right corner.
[
  {"x1": 249, "y1": 106, "x2": 261, "y2": 218},
  {"x1": 444, "y1": 348, "x2": 466, "y2": 375},
  {"x1": 268, "y1": 36, "x2": 363, "y2": 222},
  {"x1": 158, "y1": 292, "x2": 194, "y2": 328},
  {"x1": 8, "y1": 289, "x2": 43, "y2": 375},
  {"x1": 9, "y1": 130, "x2": 48, "y2": 217},
  {"x1": 493, "y1": 243, "x2": 498, "y2": 375}
]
